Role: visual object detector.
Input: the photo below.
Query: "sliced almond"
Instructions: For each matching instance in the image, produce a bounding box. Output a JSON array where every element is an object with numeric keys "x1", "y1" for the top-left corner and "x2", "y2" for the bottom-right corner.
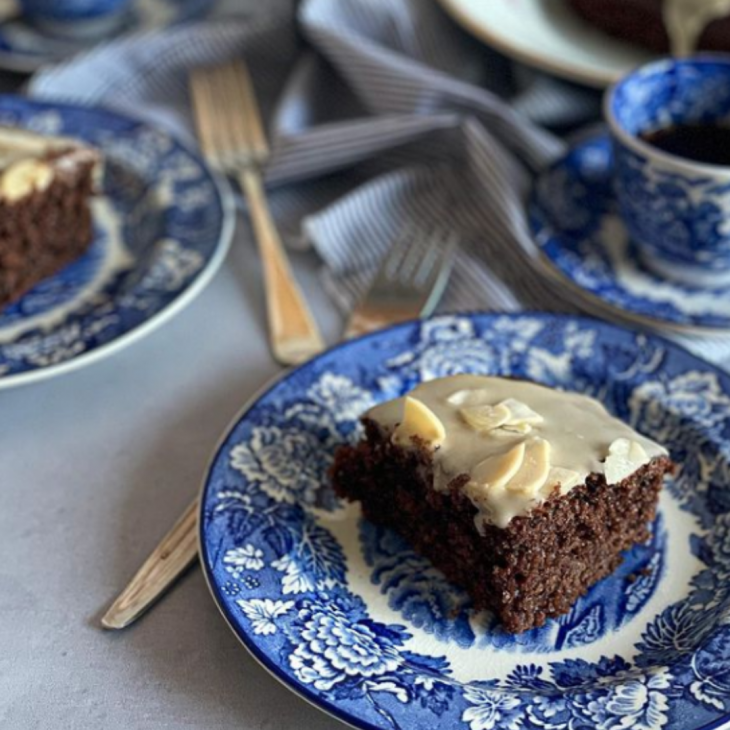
[
  {"x1": 505, "y1": 438, "x2": 551, "y2": 495},
  {"x1": 499, "y1": 398, "x2": 544, "y2": 426},
  {"x1": 498, "y1": 422, "x2": 533, "y2": 435},
  {"x1": 460, "y1": 402, "x2": 511, "y2": 432},
  {"x1": 392, "y1": 396, "x2": 446, "y2": 447},
  {"x1": 446, "y1": 388, "x2": 493, "y2": 407},
  {"x1": 545, "y1": 466, "x2": 582, "y2": 494},
  {"x1": 1, "y1": 159, "x2": 53, "y2": 201},
  {"x1": 471, "y1": 442, "x2": 526, "y2": 490},
  {"x1": 604, "y1": 438, "x2": 649, "y2": 484}
]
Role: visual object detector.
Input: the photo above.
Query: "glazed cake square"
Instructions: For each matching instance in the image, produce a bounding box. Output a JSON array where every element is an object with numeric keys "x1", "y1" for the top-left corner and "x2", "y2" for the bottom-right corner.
[
  {"x1": 331, "y1": 375, "x2": 673, "y2": 633},
  {"x1": 0, "y1": 126, "x2": 101, "y2": 310}
]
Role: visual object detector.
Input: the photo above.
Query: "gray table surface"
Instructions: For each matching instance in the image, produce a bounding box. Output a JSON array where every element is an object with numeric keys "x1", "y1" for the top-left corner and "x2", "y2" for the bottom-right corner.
[{"x1": 0, "y1": 222, "x2": 347, "y2": 729}]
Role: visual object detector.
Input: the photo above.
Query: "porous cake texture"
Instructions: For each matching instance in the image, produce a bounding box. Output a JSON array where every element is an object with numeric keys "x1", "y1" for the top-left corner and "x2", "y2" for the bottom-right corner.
[
  {"x1": 331, "y1": 375, "x2": 673, "y2": 633},
  {"x1": 0, "y1": 127, "x2": 101, "y2": 309}
]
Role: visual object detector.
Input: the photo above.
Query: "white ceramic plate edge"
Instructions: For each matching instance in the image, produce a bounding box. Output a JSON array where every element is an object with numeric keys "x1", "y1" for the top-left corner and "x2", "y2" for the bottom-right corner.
[{"x1": 437, "y1": 0, "x2": 653, "y2": 88}]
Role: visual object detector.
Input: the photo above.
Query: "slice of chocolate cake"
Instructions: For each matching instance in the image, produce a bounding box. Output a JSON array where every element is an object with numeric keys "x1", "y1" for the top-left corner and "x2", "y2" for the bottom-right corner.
[
  {"x1": 331, "y1": 375, "x2": 673, "y2": 634},
  {"x1": 0, "y1": 127, "x2": 101, "y2": 310}
]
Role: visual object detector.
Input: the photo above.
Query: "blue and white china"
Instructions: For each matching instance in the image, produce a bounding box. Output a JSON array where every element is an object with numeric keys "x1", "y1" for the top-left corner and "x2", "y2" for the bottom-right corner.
[
  {"x1": 0, "y1": 96, "x2": 233, "y2": 389},
  {"x1": 0, "y1": 0, "x2": 212, "y2": 73},
  {"x1": 530, "y1": 133, "x2": 730, "y2": 333},
  {"x1": 17, "y1": 0, "x2": 132, "y2": 39},
  {"x1": 200, "y1": 312, "x2": 730, "y2": 730},
  {"x1": 606, "y1": 56, "x2": 730, "y2": 286}
]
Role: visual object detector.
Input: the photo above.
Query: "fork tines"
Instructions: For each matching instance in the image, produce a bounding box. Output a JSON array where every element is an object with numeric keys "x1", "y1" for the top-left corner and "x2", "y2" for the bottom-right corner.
[
  {"x1": 344, "y1": 227, "x2": 457, "y2": 338},
  {"x1": 190, "y1": 60, "x2": 268, "y2": 171}
]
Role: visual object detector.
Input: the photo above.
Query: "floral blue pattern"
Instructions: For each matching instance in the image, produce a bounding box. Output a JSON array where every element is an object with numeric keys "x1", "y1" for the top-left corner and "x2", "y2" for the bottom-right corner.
[
  {"x1": 200, "y1": 314, "x2": 730, "y2": 730},
  {"x1": 0, "y1": 0, "x2": 212, "y2": 73},
  {"x1": 531, "y1": 134, "x2": 730, "y2": 331},
  {"x1": 607, "y1": 58, "x2": 730, "y2": 283},
  {"x1": 360, "y1": 514, "x2": 666, "y2": 654},
  {"x1": 0, "y1": 96, "x2": 232, "y2": 387},
  {"x1": 614, "y1": 147, "x2": 730, "y2": 274}
]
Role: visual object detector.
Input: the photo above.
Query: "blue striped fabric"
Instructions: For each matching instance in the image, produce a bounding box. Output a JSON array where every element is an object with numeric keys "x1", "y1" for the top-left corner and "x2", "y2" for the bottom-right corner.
[{"x1": 28, "y1": 0, "x2": 730, "y2": 367}]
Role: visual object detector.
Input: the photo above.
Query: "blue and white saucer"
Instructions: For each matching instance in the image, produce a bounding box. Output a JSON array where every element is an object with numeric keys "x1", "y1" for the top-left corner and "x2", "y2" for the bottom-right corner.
[
  {"x1": 530, "y1": 134, "x2": 730, "y2": 334},
  {"x1": 0, "y1": 96, "x2": 233, "y2": 388},
  {"x1": 200, "y1": 312, "x2": 730, "y2": 730},
  {"x1": 0, "y1": 0, "x2": 212, "y2": 73}
]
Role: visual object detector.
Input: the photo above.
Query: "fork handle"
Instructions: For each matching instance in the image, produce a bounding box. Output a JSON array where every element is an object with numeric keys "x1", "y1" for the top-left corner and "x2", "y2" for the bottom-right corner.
[
  {"x1": 239, "y1": 168, "x2": 325, "y2": 365},
  {"x1": 101, "y1": 499, "x2": 199, "y2": 630}
]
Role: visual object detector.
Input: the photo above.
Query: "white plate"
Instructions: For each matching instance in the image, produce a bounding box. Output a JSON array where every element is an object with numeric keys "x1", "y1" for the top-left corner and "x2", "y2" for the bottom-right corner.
[{"x1": 438, "y1": 0, "x2": 655, "y2": 88}]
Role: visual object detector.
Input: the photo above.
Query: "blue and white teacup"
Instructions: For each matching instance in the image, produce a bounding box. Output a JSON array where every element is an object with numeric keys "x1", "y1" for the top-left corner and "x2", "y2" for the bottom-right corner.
[
  {"x1": 18, "y1": 0, "x2": 131, "y2": 39},
  {"x1": 606, "y1": 56, "x2": 730, "y2": 286}
]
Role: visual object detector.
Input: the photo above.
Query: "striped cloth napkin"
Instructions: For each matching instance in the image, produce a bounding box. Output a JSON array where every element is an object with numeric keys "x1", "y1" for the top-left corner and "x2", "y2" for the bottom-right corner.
[{"x1": 28, "y1": 0, "x2": 730, "y2": 367}]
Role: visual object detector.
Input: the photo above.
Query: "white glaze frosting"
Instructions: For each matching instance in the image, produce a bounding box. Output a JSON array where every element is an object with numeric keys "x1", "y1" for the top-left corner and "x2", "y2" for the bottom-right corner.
[
  {"x1": 663, "y1": 0, "x2": 730, "y2": 56},
  {"x1": 366, "y1": 375, "x2": 668, "y2": 530},
  {"x1": 0, "y1": 126, "x2": 100, "y2": 201}
]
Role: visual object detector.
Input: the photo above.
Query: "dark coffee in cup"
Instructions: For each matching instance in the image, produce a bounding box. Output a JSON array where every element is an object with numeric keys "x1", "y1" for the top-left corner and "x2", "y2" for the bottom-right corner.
[{"x1": 640, "y1": 123, "x2": 730, "y2": 166}]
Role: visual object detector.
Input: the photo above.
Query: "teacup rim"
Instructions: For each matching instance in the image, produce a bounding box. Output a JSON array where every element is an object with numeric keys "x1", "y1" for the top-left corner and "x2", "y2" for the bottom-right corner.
[{"x1": 604, "y1": 53, "x2": 730, "y2": 176}]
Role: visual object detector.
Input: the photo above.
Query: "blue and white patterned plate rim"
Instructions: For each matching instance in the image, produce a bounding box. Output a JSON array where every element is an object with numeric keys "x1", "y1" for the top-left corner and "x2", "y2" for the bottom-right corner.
[
  {"x1": 0, "y1": 96, "x2": 235, "y2": 389},
  {"x1": 529, "y1": 132, "x2": 730, "y2": 336},
  {"x1": 198, "y1": 311, "x2": 730, "y2": 730},
  {"x1": 0, "y1": 0, "x2": 211, "y2": 73},
  {"x1": 200, "y1": 447, "x2": 373, "y2": 730},
  {"x1": 199, "y1": 363, "x2": 378, "y2": 730},
  {"x1": 200, "y1": 319, "x2": 457, "y2": 730}
]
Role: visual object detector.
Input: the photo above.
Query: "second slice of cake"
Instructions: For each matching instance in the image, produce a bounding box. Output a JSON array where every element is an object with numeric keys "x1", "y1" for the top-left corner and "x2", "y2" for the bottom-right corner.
[
  {"x1": 0, "y1": 127, "x2": 101, "y2": 310},
  {"x1": 331, "y1": 374, "x2": 673, "y2": 633}
]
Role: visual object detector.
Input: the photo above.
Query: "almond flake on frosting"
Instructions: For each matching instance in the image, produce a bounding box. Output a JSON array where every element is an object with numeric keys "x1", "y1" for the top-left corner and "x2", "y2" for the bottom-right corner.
[
  {"x1": 505, "y1": 438, "x2": 551, "y2": 495},
  {"x1": 546, "y1": 466, "x2": 582, "y2": 494},
  {"x1": 459, "y1": 402, "x2": 511, "y2": 432},
  {"x1": 500, "y1": 398, "x2": 544, "y2": 426},
  {"x1": 471, "y1": 442, "x2": 526, "y2": 490},
  {"x1": 604, "y1": 438, "x2": 650, "y2": 484},
  {"x1": 1, "y1": 159, "x2": 53, "y2": 201},
  {"x1": 497, "y1": 422, "x2": 533, "y2": 436},
  {"x1": 392, "y1": 396, "x2": 446, "y2": 448}
]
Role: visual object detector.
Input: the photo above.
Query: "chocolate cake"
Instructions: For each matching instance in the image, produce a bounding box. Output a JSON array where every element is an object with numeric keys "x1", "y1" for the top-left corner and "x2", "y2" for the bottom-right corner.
[
  {"x1": 331, "y1": 375, "x2": 673, "y2": 634},
  {"x1": 0, "y1": 127, "x2": 101, "y2": 310},
  {"x1": 568, "y1": 0, "x2": 730, "y2": 55}
]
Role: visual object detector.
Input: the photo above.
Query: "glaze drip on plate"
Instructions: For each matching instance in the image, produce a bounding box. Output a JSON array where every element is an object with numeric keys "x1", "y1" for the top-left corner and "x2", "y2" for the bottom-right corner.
[
  {"x1": 663, "y1": 0, "x2": 730, "y2": 56},
  {"x1": 367, "y1": 375, "x2": 667, "y2": 529}
]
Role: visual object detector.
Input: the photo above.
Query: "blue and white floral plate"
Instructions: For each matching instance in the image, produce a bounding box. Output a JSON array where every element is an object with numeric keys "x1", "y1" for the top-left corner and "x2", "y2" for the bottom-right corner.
[
  {"x1": 0, "y1": 0, "x2": 212, "y2": 73},
  {"x1": 200, "y1": 312, "x2": 730, "y2": 730},
  {"x1": 0, "y1": 96, "x2": 233, "y2": 388},
  {"x1": 530, "y1": 134, "x2": 730, "y2": 335}
]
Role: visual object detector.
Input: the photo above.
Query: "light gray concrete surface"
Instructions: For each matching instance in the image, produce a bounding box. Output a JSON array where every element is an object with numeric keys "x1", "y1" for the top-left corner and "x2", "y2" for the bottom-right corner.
[{"x1": 0, "y1": 225, "x2": 347, "y2": 729}]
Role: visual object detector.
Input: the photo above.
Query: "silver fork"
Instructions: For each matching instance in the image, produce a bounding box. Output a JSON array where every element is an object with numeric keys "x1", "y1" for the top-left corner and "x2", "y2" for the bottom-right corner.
[
  {"x1": 190, "y1": 61, "x2": 325, "y2": 365},
  {"x1": 100, "y1": 228, "x2": 457, "y2": 631},
  {"x1": 344, "y1": 228, "x2": 458, "y2": 339}
]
